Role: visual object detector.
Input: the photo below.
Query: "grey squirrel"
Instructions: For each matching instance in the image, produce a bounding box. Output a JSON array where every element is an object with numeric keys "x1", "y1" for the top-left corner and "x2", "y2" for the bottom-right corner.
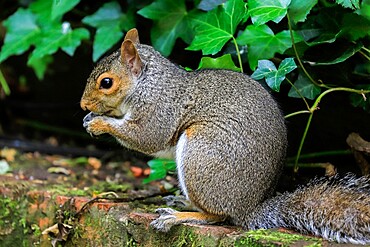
[{"x1": 80, "y1": 28, "x2": 370, "y2": 244}]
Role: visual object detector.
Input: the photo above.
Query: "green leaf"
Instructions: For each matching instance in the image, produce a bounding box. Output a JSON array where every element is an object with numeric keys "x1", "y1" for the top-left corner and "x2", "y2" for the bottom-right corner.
[
  {"x1": 236, "y1": 24, "x2": 303, "y2": 70},
  {"x1": 83, "y1": 2, "x2": 126, "y2": 28},
  {"x1": 0, "y1": 9, "x2": 41, "y2": 63},
  {"x1": 288, "y1": 74, "x2": 321, "y2": 99},
  {"x1": 61, "y1": 27, "x2": 90, "y2": 56},
  {"x1": 51, "y1": 0, "x2": 80, "y2": 21},
  {"x1": 335, "y1": 0, "x2": 360, "y2": 9},
  {"x1": 251, "y1": 60, "x2": 277, "y2": 80},
  {"x1": 92, "y1": 26, "x2": 122, "y2": 61},
  {"x1": 187, "y1": 0, "x2": 247, "y2": 55},
  {"x1": 29, "y1": 23, "x2": 89, "y2": 63},
  {"x1": 197, "y1": 54, "x2": 241, "y2": 71},
  {"x1": 83, "y1": 1, "x2": 135, "y2": 61},
  {"x1": 356, "y1": 0, "x2": 370, "y2": 21},
  {"x1": 248, "y1": 0, "x2": 291, "y2": 25},
  {"x1": 29, "y1": 0, "x2": 53, "y2": 26},
  {"x1": 143, "y1": 159, "x2": 176, "y2": 184},
  {"x1": 198, "y1": 0, "x2": 227, "y2": 11},
  {"x1": 276, "y1": 57, "x2": 297, "y2": 76},
  {"x1": 288, "y1": 0, "x2": 318, "y2": 23},
  {"x1": 341, "y1": 13, "x2": 370, "y2": 41},
  {"x1": 251, "y1": 58, "x2": 297, "y2": 92},
  {"x1": 138, "y1": 0, "x2": 191, "y2": 56},
  {"x1": 350, "y1": 85, "x2": 370, "y2": 112},
  {"x1": 300, "y1": 29, "x2": 341, "y2": 46},
  {"x1": 306, "y1": 43, "x2": 362, "y2": 66},
  {"x1": 27, "y1": 55, "x2": 53, "y2": 80}
]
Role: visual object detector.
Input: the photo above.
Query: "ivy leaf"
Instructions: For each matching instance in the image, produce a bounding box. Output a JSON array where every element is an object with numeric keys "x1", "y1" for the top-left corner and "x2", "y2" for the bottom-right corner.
[
  {"x1": 83, "y1": 2, "x2": 135, "y2": 61},
  {"x1": 187, "y1": 0, "x2": 248, "y2": 55},
  {"x1": 29, "y1": 0, "x2": 53, "y2": 26},
  {"x1": 82, "y1": 2, "x2": 132, "y2": 28},
  {"x1": 251, "y1": 60, "x2": 276, "y2": 79},
  {"x1": 356, "y1": 0, "x2": 370, "y2": 21},
  {"x1": 350, "y1": 85, "x2": 370, "y2": 112},
  {"x1": 288, "y1": 73, "x2": 321, "y2": 100},
  {"x1": 306, "y1": 43, "x2": 362, "y2": 66},
  {"x1": 61, "y1": 27, "x2": 90, "y2": 55},
  {"x1": 27, "y1": 55, "x2": 53, "y2": 80},
  {"x1": 335, "y1": 0, "x2": 360, "y2": 10},
  {"x1": 92, "y1": 26, "x2": 123, "y2": 61},
  {"x1": 197, "y1": 54, "x2": 241, "y2": 71},
  {"x1": 248, "y1": 0, "x2": 291, "y2": 25},
  {"x1": 237, "y1": 24, "x2": 303, "y2": 70},
  {"x1": 288, "y1": 0, "x2": 318, "y2": 23},
  {"x1": 51, "y1": 0, "x2": 80, "y2": 21},
  {"x1": 251, "y1": 58, "x2": 297, "y2": 92},
  {"x1": 341, "y1": 13, "x2": 370, "y2": 41},
  {"x1": 0, "y1": 9, "x2": 41, "y2": 63},
  {"x1": 300, "y1": 29, "x2": 340, "y2": 46},
  {"x1": 198, "y1": 0, "x2": 227, "y2": 11},
  {"x1": 138, "y1": 0, "x2": 191, "y2": 56},
  {"x1": 143, "y1": 159, "x2": 176, "y2": 184},
  {"x1": 29, "y1": 23, "x2": 89, "y2": 63}
]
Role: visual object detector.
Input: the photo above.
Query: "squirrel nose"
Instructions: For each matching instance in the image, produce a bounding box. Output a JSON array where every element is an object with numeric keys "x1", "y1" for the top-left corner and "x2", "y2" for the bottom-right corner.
[{"x1": 80, "y1": 99, "x2": 88, "y2": 111}]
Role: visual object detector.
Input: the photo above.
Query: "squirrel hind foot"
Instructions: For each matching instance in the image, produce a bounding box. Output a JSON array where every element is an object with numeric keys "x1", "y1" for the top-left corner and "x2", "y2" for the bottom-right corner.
[
  {"x1": 150, "y1": 208, "x2": 225, "y2": 232},
  {"x1": 150, "y1": 208, "x2": 179, "y2": 232},
  {"x1": 163, "y1": 195, "x2": 199, "y2": 211}
]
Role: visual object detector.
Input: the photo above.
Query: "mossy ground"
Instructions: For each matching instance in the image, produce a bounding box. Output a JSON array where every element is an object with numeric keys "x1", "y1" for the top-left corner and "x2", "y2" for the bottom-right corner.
[{"x1": 0, "y1": 148, "x2": 352, "y2": 246}]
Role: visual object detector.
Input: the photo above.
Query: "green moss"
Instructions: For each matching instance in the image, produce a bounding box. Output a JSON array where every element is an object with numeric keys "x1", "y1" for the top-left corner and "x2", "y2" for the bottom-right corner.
[
  {"x1": 0, "y1": 196, "x2": 33, "y2": 246},
  {"x1": 66, "y1": 207, "x2": 130, "y2": 246},
  {"x1": 235, "y1": 229, "x2": 321, "y2": 247},
  {"x1": 48, "y1": 184, "x2": 90, "y2": 197},
  {"x1": 89, "y1": 181, "x2": 132, "y2": 194}
]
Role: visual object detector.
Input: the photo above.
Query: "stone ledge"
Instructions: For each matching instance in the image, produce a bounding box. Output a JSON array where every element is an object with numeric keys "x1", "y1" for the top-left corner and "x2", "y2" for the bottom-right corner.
[{"x1": 0, "y1": 176, "x2": 357, "y2": 246}]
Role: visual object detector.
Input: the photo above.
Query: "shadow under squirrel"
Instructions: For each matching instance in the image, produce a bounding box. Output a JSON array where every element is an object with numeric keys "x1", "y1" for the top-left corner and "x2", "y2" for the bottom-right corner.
[{"x1": 81, "y1": 28, "x2": 370, "y2": 244}]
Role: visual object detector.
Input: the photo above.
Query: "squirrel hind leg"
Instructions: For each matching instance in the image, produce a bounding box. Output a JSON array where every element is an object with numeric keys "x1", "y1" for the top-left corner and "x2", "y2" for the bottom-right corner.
[{"x1": 150, "y1": 208, "x2": 225, "y2": 232}]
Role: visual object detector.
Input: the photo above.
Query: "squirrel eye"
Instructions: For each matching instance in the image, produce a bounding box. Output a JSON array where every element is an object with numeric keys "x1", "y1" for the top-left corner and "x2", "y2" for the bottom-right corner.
[{"x1": 100, "y1": 77, "x2": 113, "y2": 89}]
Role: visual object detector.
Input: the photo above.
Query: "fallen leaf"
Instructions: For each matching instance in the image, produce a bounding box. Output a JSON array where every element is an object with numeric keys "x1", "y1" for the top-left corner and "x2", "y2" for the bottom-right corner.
[
  {"x1": 88, "y1": 157, "x2": 102, "y2": 170},
  {"x1": 47, "y1": 167, "x2": 72, "y2": 175},
  {"x1": 0, "y1": 148, "x2": 17, "y2": 162},
  {"x1": 0, "y1": 160, "x2": 10, "y2": 174}
]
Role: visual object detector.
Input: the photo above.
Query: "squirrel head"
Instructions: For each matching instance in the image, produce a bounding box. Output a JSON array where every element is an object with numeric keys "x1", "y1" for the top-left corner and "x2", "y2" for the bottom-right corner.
[{"x1": 80, "y1": 28, "x2": 142, "y2": 117}]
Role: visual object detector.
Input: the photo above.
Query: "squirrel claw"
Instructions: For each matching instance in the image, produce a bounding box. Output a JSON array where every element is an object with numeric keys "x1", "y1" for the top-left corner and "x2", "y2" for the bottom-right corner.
[{"x1": 83, "y1": 112, "x2": 98, "y2": 128}]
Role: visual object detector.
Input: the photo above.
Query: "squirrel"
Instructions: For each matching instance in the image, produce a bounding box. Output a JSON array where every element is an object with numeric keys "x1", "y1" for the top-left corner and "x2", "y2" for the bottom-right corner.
[{"x1": 80, "y1": 28, "x2": 370, "y2": 244}]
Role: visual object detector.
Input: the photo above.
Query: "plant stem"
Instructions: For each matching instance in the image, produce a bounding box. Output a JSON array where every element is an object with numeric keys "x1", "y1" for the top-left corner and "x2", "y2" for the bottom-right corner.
[
  {"x1": 362, "y1": 46, "x2": 370, "y2": 54},
  {"x1": 292, "y1": 86, "x2": 370, "y2": 172},
  {"x1": 359, "y1": 50, "x2": 370, "y2": 61},
  {"x1": 0, "y1": 69, "x2": 10, "y2": 95},
  {"x1": 286, "y1": 13, "x2": 329, "y2": 89},
  {"x1": 284, "y1": 110, "x2": 311, "y2": 119},
  {"x1": 285, "y1": 77, "x2": 310, "y2": 110},
  {"x1": 232, "y1": 37, "x2": 243, "y2": 73},
  {"x1": 294, "y1": 112, "x2": 314, "y2": 172},
  {"x1": 286, "y1": 149, "x2": 352, "y2": 162}
]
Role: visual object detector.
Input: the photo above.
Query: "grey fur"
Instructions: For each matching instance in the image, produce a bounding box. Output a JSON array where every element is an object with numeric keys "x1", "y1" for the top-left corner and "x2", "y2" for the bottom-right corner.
[{"x1": 249, "y1": 174, "x2": 370, "y2": 244}]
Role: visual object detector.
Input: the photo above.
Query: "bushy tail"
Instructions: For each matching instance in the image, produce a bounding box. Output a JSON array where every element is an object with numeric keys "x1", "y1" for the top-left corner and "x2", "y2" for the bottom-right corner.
[{"x1": 248, "y1": 174, "x2": 370, "y2": 245}]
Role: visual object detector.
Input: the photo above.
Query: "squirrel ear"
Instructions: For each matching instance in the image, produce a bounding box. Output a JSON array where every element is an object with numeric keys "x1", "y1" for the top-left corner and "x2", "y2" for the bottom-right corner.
[
  {"x1": 121, "y1": 39, "x2": 142, "y2": 77},
  {"x1": 124, "y1": 28, "x2": 140, "y2": 45}
]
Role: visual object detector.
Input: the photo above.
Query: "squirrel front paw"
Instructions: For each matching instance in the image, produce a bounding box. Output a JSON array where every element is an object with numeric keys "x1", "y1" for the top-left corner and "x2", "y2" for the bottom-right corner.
[{"x1": 83, "y1": 112, "x2": 110, "y2": 136}]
